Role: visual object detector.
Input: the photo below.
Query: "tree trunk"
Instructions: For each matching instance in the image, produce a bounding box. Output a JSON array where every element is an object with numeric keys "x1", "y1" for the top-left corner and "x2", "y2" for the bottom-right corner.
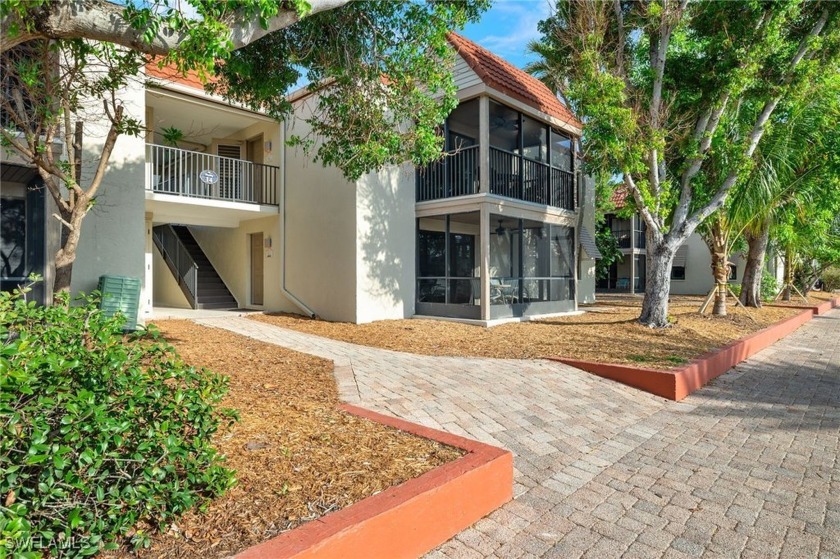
[
  {"x1": 739, "y1": 221, "x2": 769, "y2": 308},
  {"x1": 51, "y1": 205, "x2": 85, "y2": 296},
  {"x1": 639, "y1": 237, "x2": 676, "y2": 328},
  {"x1": 708, "y1": 226, "x2": 730, "y2": 316},
  {"x1": 53, "y1": 259, "x2": 74, "y2": 294},
  {"x1": 782, "y1": 247, "x2": 794, "y2": 302}
]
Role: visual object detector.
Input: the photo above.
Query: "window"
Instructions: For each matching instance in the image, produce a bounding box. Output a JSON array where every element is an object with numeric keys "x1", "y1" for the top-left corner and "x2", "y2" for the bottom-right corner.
[
  {"x1": 418, "y1": 230, "x2": 445, "y2": 278},
  {"x1": 671, "y1": 266, "x2": 686, "y2": 280},
  {"x1": 0, "y1": 197, "x2": 26, "y2": 279},
  {"x1": 416, "y1": 213, "x2": 479, "y2": 305},
  {"x1": 550, "y1": 129, "x2": 572, "y2": 172},
  {"x1": 446, "y1": 98, "x2": 480, "y2": 150},
  {"x1": 521, "y1": 115, "x2": 547, "y2": 163},
  {"x1": 729, "y1": 265, "x2": 737, "y2": 281},
  {"x1": 489, "y1": 101, "x2": 519, "y2": 152},
  {"x1": 1, "y1": 178, "x2": 45, "y2": 304}
]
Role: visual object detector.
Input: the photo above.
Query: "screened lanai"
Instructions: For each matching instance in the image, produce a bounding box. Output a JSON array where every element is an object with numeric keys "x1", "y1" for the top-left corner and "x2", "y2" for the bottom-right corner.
[{"x1": 416, "y1": 209, "x2": 577, "y2": 321}]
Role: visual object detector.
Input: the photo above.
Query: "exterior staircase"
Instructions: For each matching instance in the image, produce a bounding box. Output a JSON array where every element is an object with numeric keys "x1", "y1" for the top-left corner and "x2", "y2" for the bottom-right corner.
[{"x1": 153, "y1": 224, "x2": 238, "y2": 310}]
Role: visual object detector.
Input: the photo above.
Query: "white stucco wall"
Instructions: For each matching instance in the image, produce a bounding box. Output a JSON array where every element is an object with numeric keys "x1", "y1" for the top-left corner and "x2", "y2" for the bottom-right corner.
[
  {"x1": 283, "y1": 97, "x2": 358, "y2": 322},
  {"x1": 71, "y1": 70, "x2": 147, "y2": 316},
  {"x1": 151, "y1": 246, "x2": 190, "y2": 308},
  {"x1": 670, "y1": 233, "x2": 746, "y2": 295},
  {"x1": 355, "y1": 164, "x2": 417, "y2": 323}
]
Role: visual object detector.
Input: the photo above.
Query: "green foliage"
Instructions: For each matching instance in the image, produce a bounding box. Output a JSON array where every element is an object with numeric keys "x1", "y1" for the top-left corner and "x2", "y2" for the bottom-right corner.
[
  {"x1": 528, "y1": 0, "x2": 840, "y2": 325},
  {"x1": 761, "y1": 269, "x2": 780, "y2": 301},
  {"x1": 0, "y1": 287, "x2": 236, "y2": 557},
  {"x1": 595, "y1": 223, "x2": 623, "y2": 280},
  {"x1": 213, "y1": 0, "x2": 490, "y2": 180},
  {"x1": 160, "y1": 126, "x2": 185, "y2": 147},
  {"x1": 821, "y1": 267, "x2": 840, "y2": 291}
]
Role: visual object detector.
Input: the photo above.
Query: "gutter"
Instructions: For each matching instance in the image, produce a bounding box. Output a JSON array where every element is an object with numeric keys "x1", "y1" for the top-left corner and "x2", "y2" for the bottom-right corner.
[{"x1": 279, "y1": 119, "x2": 317, "y2": 319}]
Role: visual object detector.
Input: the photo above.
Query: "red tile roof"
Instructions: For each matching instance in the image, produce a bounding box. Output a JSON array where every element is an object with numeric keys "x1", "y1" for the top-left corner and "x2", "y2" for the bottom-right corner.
[
  {"x1": 610, "y1": 185, "x2": 629, "y2": 209},
  {"x1": 145, "y1": 60, "x2": 214, "y2": 90},
  {"x1": 447, "y1": 32, "x2": 583, "y2": 132}
]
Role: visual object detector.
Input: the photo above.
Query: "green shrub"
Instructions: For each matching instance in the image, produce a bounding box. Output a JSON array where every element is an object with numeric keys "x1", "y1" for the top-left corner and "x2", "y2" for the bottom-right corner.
[
  {"x1": 822, "y1": 266, "x2": 840, "y2": 291},
  {"x1": 761, "y1": 269, "x2": 779, "y2": 301},
  {"x1": 0, "y1": 287, "x2": 236, "y2": 557}
]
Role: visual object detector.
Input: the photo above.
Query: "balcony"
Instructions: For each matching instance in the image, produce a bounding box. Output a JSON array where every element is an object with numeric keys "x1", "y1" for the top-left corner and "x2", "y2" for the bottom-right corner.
[
  {"x1": 417, "y1": 146, "x2": 575, "y2": 210},
  {"x1": 488, "y1": 147, "x2": 574, "y2": 209},
  {"x1": 146, "y1": 143, "x2": 280, "y2": 206},
  {"x1": 611, "y1": 228, "x2": 646, "y2": 250}
]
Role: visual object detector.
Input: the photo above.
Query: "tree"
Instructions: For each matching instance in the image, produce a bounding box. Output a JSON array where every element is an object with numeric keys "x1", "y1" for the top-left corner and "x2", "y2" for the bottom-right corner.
[
  {"x1": 696, "y1": 70, "x2": 840, "y2": 313},
  {"x1": 529, "y1": 0, "x2": 840, "y2": 327},
  {"x1": 737, "y1": 72, "x2": 840, "y2": 306},
  {"x1": 1, "y1": 0, "x2": 489, "y2": 295},
  {"x1": 774, "y1": 170, "x2": 840, "y2": 300}
]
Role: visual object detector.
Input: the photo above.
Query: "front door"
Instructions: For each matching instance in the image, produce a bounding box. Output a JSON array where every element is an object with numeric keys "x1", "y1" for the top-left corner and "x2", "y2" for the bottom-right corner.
[
  {"x1": 247, "y1": 135, "x2": 264, "y2": 202},
  {"x1": 250, "y1": 233, "x2": 264, "y2": 306}
]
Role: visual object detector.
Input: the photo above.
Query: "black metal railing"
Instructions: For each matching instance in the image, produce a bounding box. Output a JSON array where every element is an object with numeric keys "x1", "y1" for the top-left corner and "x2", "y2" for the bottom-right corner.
[
  {"x1": 551, "y1": 167, "x2": 574, "y2": 210},
  {"x1": 146, "y1": 144, "x2": 280, "y2": 205},
  {"x1": 611, "y1": 229, "x2": 646, "y2": 249},
  {"x1": 417, "y1": 145, "x2": 576, "y2": 210},
  {"x1": 417, "y1": 145, "x2": 479, "y2": 201},
  {"x1": 613, "y1": 229, "x2": 632, "y2": 249},
  {"x1": 152, "y1": 224, "x2": 198, "y2": 309},
  {"x1": 489, "y1": 147, "x2": 575, "y2": 210}
]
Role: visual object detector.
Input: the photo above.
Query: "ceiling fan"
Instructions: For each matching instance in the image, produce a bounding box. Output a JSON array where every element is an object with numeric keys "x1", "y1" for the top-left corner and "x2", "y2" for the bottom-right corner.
[{"x1": 495, "y1": 219, "x2": 507, "y2": 236}]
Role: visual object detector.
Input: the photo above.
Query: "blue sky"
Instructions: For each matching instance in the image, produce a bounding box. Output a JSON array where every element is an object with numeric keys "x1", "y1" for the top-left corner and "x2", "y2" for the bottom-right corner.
[{"x1": 460, "y1": 0, "x2": 553, "y2": 70}]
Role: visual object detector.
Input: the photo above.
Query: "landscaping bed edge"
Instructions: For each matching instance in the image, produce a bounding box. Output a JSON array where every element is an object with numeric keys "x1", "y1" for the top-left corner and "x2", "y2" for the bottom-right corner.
[
  {"x1": 550, "y1": 297, "x2": 838, "y2": 401},
  {"x1": 235, "y1": 404, "x2": 513, "y2": 559}
]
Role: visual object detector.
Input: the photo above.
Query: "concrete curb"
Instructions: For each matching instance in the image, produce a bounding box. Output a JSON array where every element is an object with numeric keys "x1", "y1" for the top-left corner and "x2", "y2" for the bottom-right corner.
[
  {"x1": 550, "y1": 297, "x2": 838, "y2": 401},
  {"x1": 236, "y1": 404, "x2": 513, "y2": 559}
]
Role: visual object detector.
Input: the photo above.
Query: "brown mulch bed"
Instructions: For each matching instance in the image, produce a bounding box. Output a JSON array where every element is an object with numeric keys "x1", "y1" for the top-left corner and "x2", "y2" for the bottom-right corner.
[
  {"x1": 768, "y1": 290, "x2": 836, "y2": 306},
  {"x1": 252, "y1": 296, "x2": 802, "y2": 370},
  {"x1": 133, "y1": 320, "x2": 462, "y2": 558}
]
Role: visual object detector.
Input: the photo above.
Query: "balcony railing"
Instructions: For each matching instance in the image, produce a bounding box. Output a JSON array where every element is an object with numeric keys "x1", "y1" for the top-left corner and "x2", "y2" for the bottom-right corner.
[
  {"x1": 146, "y1": 143, "x2": 279, "y2": 205},
  {"x1": 488, "y1": 148, "x2": 575, "y2": 210},
  {"x1": 417, "y1": 145, "x2": 479, "y2": 201},
  {"x1": 613, "y1": 229, "x2": 632, "y2": 249},
  {"x1": 417, "y1": 145, "x2": 576, "y2": 211},
  {"x1": 611, "y1": 228, "x2": 646, "y2": 249}
]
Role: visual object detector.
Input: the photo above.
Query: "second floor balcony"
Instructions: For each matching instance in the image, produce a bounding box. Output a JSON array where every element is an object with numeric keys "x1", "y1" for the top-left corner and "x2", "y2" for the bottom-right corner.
[
  {"x1": 417, "y1": 98, "x2": 578, "y2": 211},
  {"x1": 146, "y1": 144, "x2": 280, "y2": 206}
]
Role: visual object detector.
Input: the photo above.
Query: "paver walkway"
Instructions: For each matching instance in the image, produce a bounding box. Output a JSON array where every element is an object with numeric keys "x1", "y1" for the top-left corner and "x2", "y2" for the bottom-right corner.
[{"x1": 196, "y1": 310, "x2": 840, "y2": 559}]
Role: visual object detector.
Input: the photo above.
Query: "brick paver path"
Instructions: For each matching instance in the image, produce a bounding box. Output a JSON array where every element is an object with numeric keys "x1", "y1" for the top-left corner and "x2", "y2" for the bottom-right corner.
[{"x1": 197, "y1": 310, "x2": 840, "y2": 558}]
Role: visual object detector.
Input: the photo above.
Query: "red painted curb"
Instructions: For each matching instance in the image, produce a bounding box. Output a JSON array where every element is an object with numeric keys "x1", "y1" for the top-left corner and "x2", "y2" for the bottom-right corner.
[
  {"x1": 768, "y1": 296, "x2": 839, "y2": 315},
  {"x1": 235, "y1": 404, "x2": 513, "y2": 559},
  {"x1": 550, "y1": 297, "x2": 839, "y2": 401}
]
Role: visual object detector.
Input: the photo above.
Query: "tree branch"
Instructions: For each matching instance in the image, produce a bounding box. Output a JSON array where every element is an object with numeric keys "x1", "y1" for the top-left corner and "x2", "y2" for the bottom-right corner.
[{"x1": 1, "y1": 0, "x2": 353, "y2": 55}]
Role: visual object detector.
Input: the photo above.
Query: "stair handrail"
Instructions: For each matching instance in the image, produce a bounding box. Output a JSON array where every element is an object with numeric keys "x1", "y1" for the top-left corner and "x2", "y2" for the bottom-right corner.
[{"x1": 152, "y1": 224, "x2": 199, "y2": 309}]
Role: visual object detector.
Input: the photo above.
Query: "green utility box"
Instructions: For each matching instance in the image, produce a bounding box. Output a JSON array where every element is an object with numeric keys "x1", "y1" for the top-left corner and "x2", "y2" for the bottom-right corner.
[{"x1": 98, "y1": 275, "x2": 141, "y2": 331}]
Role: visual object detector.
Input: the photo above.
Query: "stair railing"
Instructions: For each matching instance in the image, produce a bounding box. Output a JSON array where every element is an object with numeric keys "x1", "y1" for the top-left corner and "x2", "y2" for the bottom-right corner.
[{"x1": 152, "y1": 224, "x2": 199, "y2": 309}]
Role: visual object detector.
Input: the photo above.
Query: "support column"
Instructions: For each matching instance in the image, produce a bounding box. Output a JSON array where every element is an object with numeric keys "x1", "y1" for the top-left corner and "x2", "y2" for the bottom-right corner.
[
  {"x1": 143, "y1": 212, "x2": 154, "y2": 321},
  {"x1": 479, "y1": 96, "x2": 490, "y2": 194},
  {"x1": 480, "y1": 205, "x2": 490, "y2": 321}
]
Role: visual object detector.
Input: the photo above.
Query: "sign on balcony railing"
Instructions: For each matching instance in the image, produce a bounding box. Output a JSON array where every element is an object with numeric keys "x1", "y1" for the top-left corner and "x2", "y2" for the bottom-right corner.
[{"x1": 146, "y1": 143, "x2": 279, "y2": 205}]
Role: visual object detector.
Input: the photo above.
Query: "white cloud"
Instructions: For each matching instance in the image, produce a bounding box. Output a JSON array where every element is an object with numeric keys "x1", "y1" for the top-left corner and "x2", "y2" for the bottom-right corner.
[{"x1": 476, "y1": 0, "x2": 552, "y2": 63}]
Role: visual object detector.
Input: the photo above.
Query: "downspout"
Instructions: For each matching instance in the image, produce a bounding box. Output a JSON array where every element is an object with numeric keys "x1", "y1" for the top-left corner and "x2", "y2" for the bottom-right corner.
[{"x1": 280, "y1": 119, "x2": 317, "y2": 318}]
